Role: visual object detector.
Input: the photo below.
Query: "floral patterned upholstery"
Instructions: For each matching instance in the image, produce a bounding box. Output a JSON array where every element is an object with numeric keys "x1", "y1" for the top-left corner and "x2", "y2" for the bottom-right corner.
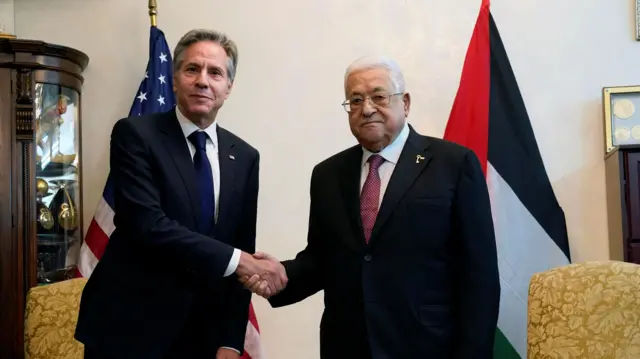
[
  {"x1": 24, "y1": 278, "x2": 87, "y2": 359},
  {"x1": 527, "y1": 260, "x2": 640, "y2": 358}
]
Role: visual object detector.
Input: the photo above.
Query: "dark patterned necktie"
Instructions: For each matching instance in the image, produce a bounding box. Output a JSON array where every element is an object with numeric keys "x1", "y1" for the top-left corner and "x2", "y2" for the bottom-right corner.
[
  {"x1": 188, "y1": 131, "x2": 215, "y2": 233},
  {"x1": 360, "y1": 154, "x2": 384, "y2": 243}
]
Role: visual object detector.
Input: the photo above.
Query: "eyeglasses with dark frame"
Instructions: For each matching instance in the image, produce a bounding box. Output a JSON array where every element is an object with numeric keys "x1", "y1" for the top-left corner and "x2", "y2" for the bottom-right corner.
[{"x1": 341, "y1": 92, "x2": 403, "y2": 113}]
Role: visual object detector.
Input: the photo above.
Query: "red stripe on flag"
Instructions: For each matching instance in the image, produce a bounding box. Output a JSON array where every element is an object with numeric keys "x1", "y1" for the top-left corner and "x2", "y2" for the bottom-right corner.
[
  {"x1": 240, "y1": 302, "x2": 259, "y2": 359},
  {"x1": 443, "y1": 0, "x2": 491, "y2": 173},
  {"x1": 84, "y1": 218, "x2": 110, "y2": 260},
  {"x1": 248, "y1": 300, "x2": 260, "y2": 331}
]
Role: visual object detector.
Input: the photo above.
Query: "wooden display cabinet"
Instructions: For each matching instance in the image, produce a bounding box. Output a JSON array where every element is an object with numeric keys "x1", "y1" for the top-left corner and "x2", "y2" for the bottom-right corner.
[
  {"x1": 604, "y1": 86, "x2": 640, "y2": 264},
  {"x1": 0, "y1": 37, "x2": 89, "y2": 359},
  {"x1": 605, "y1": 148, "x2": 640, "y2": 264}
]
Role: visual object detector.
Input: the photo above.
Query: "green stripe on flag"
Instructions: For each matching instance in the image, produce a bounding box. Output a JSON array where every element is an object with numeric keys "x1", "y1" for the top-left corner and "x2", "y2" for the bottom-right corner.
[{"x1": 494, "y1": 328, "x2": 520, "y2": 358}]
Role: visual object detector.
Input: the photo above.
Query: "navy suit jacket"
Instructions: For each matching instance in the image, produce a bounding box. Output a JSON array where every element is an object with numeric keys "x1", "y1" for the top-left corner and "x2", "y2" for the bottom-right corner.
[
  {"x1": 269, "y1": 126, "x2": 500, "y2": 359},
  {"x1": 75, "y1": 109, "x2": 259, "y2": 359}
]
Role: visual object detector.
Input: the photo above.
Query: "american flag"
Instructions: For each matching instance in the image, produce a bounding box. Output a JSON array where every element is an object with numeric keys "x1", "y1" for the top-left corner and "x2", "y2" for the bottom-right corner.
[{"x1": 76, "y1": 25, "x2": 265, "y2": 359}]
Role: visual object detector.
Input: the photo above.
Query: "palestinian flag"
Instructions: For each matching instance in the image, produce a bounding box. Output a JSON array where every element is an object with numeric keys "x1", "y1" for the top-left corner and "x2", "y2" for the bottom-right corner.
[{"x1": 442, "y1": 0, "x2": 571, "y2": 357}]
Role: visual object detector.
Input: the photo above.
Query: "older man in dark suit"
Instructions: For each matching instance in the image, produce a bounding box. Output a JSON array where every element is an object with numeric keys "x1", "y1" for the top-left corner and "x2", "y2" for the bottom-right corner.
[{"x1": 242, "y1": 55, "x2": 500, "y2": 359}]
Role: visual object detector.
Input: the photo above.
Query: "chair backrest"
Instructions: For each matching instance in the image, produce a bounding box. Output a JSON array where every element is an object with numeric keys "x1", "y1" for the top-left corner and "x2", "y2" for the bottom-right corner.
[
  {"x1": 24, "y1": 277, "x2": 88, "y2": 359},
  {"x1": 527, "y1": 260, "x2": 640, "y2": 358}
]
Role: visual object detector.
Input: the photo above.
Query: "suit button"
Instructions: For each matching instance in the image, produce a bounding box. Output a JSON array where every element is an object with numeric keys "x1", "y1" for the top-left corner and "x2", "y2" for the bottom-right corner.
[{"x1": 364, "y1": 254, "x2": 372, "y2": 262}]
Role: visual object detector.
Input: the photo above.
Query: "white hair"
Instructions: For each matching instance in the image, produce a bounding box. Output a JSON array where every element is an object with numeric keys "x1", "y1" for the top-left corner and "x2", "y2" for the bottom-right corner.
[{"x1": 344, "y1": 55, "x2": 406, "y2": 93}]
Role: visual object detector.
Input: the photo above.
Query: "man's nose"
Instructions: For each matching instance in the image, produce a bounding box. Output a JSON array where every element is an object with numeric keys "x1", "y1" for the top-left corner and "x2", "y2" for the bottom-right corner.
[
  {"x1": 195, "y1": 70, "x2": 208, "y2": 88},
  {"x1": 362, "y1": 100, "x2": 377, "y2": 117}
]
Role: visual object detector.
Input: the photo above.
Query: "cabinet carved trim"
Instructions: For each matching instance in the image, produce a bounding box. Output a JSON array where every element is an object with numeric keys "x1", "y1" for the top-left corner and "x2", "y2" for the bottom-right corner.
[{"x1": 16, "y1": 69, "x2": 33, "y2": 137}]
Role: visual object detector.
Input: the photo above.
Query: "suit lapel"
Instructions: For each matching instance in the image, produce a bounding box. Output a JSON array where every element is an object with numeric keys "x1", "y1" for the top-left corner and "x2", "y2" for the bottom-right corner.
[
  {"x1": 369, "y1": 129, "x2": 432, "y2": 246},
  {"x1": 215, "y1": 127, "x2": 236, "y2": 240},
  {"x1": 339, "y1": 146, "x2": 367, "y2": 251},
  {"x1": 157, "y1": 110, "x2": 202, "y2": 230}
]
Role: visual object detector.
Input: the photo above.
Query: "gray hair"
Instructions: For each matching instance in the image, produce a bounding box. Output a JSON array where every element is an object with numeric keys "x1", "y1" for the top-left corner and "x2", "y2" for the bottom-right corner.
[
  {"x1": 173, "y1": 29, "x2": 239, "y2": 83},
  {"x1": 344, "y1": 55, "x2": 406, "y2": 93}
]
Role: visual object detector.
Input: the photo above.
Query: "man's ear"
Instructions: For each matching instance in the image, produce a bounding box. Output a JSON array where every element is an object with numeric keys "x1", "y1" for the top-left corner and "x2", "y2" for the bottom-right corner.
[
  {"x1": 224, "y1": 81, "x2": 234, "y2": 100},
  {"x1": 403, "y1": 92, "x2": 411, "y2": 117}
]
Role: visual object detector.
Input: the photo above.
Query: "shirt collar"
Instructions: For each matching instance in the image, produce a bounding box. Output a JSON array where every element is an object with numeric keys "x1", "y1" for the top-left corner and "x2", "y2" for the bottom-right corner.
[
  {"x1": 175, "y1": 106, "x2": 218, "y2": 149},
  {"x1": 361, "y1": 121, "x2": 410, "y2": 167}
]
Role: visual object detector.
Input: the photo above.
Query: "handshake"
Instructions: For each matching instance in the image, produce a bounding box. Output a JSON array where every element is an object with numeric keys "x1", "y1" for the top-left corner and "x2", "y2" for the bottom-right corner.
[{"x1": 235, "y1": 251, "x2": 287, "y2": 298}]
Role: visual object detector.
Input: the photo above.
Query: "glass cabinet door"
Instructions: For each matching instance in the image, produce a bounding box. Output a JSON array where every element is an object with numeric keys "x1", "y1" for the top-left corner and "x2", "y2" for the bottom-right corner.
[{"x1": 34, "y1": 82, "x2": 81, "y2": 284}]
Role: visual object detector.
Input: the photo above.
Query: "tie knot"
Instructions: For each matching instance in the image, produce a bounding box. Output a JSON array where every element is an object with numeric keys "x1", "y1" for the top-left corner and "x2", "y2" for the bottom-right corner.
[
  {"x1": 188, "y1": 131, "x2": 208, "y2": 150},
  {"x1": 368, "y1": 154, "x2": 385, "y2": 170}
]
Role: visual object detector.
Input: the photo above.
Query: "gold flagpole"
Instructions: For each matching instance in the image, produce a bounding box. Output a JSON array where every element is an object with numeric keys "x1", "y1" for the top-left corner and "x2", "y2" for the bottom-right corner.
[{"x1": 149, "y1": 0, "x2": 158, "y2": 27}]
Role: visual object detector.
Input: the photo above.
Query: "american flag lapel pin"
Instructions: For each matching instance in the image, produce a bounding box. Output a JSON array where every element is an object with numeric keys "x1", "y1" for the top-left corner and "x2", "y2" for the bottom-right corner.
[{"x1": 229, "y1": 154, "x2": 235, "y2": 160}]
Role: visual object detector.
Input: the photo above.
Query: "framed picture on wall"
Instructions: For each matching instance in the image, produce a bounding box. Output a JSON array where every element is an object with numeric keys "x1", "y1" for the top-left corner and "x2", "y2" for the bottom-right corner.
[
  {"x1": 603, "y1": 85, "x2": 640, "y2": 156},
  {"x1": 637, "y1": 0, "x2": 640, "y2": 40}
]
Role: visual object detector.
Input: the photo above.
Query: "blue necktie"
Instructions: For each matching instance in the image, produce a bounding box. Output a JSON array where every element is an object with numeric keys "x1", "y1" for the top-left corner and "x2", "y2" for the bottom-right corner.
[{"x1": 188, "y1": 131, "x2": 215, "y2": 233}]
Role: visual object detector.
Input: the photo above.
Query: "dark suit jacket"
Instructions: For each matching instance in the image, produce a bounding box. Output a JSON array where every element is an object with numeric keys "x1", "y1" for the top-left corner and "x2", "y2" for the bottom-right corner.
[
  {"x1": 75, "y1": 109, "x2": 259, "y2": 359},
  {"x1": 269, "y1": 126, "x2": 500, "y2": 359}
]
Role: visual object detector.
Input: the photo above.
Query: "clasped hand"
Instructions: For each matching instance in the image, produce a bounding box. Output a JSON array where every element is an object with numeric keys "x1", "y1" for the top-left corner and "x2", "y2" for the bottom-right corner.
[{"x1": 236, "y1": 251, "x2": 286, "y2": 298}]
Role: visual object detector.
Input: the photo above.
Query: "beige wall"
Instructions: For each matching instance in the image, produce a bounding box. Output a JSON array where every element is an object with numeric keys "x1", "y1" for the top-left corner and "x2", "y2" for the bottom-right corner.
[{"x1": 14, "y1": 0, "x2": 639, "y2": 357}]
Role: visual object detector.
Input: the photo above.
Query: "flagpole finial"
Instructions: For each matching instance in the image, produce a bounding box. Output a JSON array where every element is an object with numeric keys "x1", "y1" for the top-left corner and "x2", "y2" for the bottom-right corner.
[{"x1": 149, "y1": 0, "x2": 158, "y2": 27}]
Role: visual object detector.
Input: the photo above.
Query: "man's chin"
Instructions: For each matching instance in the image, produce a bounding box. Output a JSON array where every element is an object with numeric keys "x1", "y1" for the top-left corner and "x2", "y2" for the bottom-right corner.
[
  {"x1": 185, "y1": 105, "x2": 213, "y2": 117},
  {"x1": 357, "y1": 137, "x2": 385, "y2": 152},
  {"x1": 357, "y1": 128, "x2": 384, "y2": 142}
]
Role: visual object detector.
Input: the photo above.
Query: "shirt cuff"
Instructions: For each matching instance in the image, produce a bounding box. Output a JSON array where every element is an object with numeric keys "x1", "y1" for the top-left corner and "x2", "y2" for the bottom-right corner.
[
  {"x1": 219, "y1": 346, "x2": 241, "y2": 355},
  {"x1": 223, "y1": 248, "x2": 241, "y2": 277}
]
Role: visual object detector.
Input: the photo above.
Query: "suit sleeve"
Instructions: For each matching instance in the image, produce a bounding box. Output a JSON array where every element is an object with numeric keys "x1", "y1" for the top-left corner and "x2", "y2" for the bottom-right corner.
[
  {"x1": 219, "y1": 152, "x2": 260, "y2": 352},
  {"x1": 268, "y1": 166, "x2": 325, "y2": 307},
  {"x1": 452, "y1": 150, "x2": 500, "y2": 359},
  {"x1": 110, "y1": 118, "x2": 235, "y2": 281}
]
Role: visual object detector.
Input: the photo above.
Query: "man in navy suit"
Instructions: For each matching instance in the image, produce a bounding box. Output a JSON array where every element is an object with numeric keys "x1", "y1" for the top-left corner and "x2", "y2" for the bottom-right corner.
[
  {"x1": 242, "y1": 56, "x2": 500, "y2": 359},
  {"x1": 75, "y1": 29, "x2": 287, "y2": 359}
]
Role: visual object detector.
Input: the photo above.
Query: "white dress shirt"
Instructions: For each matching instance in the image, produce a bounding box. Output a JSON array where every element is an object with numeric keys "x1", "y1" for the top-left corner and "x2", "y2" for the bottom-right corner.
[
  {"x1": 360, "y1": 121, "x2": 410, "y2": 206},
  {"x1": 175, "y1": 108, "x2": 240, "y2": 278}
]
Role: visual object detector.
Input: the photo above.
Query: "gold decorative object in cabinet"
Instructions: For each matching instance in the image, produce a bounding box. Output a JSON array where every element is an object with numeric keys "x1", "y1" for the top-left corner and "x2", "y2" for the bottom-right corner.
[{"x1": 0, "y1": 36, "x2": 89, "y2": 359}]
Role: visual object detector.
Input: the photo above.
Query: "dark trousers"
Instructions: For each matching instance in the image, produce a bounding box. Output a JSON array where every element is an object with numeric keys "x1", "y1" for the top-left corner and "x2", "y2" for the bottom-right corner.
[
  {"x1": 84, "y1": 342, "x2": 212, "y2": 359},
  {"x1": 83, "y1": 346, "x2": 113, "y2": 359},
  {"x1": 83, "y1": 346, "x2": 185, "y2": 359}
]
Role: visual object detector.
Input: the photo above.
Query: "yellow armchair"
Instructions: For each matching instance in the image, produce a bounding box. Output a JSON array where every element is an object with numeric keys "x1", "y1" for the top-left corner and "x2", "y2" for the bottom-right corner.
[
  {"x1": 24, "y1": 277, "x2": 87, "y2": 359},
  {"x1": 527, "y1": 260, "x2": 640, "y2": 358}
]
